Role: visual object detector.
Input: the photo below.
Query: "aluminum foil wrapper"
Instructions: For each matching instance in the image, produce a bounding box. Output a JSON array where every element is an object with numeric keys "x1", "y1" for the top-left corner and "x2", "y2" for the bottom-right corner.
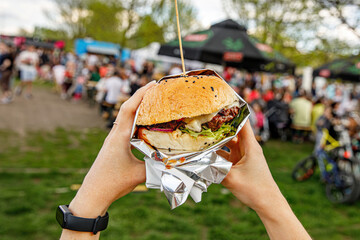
[{"x1": 130, "y1": 69, "x2": 250, "y2": 209}]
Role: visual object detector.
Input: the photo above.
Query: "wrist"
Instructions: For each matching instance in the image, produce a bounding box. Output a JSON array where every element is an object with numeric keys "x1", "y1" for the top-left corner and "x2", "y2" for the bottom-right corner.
[
  {"x1": 69, "y1": 191, "x2": 109, "y2": 219},
  {"x1": 254, "y1": 190, "x2": 291, "y2": 221}
]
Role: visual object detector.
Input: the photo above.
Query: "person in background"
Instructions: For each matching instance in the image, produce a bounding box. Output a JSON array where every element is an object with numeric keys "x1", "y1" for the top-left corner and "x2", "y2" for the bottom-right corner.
[
  {"x1": 347, "y1": 93, "x2": 359, "y2": 113},
  {"x1": 0, "y1": 42, "x2": 14, "y2": 104},
  {"x1": 315, "y1": 103, "x2": 338, "y2": 151},
  {"x1": 282, "y1": 89, "x2": 292, "y2": 103},
  {"x1": 267, "y1": 92, "x2": 290, "y2": 139},
  {"x1": 289, "y1": 89, "x2": 313, "y2": 143},
  {"x1": 62, "y1": 61, "x2": 76, "y2": 99},
  {"x1": 311, "y1": 81, "x2": 316, "y2": 97},
  {"x1": 90, "y1": 66, "x2": 101, "y2": 82},
  {"x1": 311, "y1": 98, "x2": 325, "y2": 134},
  {"x1": 168, "y1": 64, "x2": 182, "y2": 75},
  {"x1": 223, "y1": 67, "x2": 235, "y2": 82},
  {"x1": 248, "y1": 86, "x2": 260, "y2": 103},
  {"x1": 38, "y1": 49, "x2": 52, "y2": 81},
  {"x1": 52, "y1": 60, "x2": 66, "y2": 94},
  {"x1": 262, "y1": 87, "x2": 274, "y2": 102},
  {"x1": 86, "y1": 54, "x2": 99, "y2": 68},
  {"x1": 73, "y1": 73, "x2": 86, "y2": 101},
  {"x1": 15, "y1": 45, "x2": 39, "y2": 98},
  {"x1": 99, "y1": 62, "x2": 109, "y2": 78},
  {"x1": 252, "y1": 101, "x2": 265, "y2": 138},
  {"x1": 103, "y1": 70, "x2": 124, "y2": 126},
  {"x1": 130, "y1": 74, "x2": 148, "y2": 96}
]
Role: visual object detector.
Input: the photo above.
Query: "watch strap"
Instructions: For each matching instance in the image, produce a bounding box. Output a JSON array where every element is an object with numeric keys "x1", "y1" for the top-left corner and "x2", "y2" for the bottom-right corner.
[{"x1": 65, "y1": 212, "x2": 109, "y2": 234}]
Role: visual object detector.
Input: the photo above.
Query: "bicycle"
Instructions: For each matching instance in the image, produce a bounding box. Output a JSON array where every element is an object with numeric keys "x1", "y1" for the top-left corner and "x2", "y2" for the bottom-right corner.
[{"x1": 292, "y1": 127, "x2": 360, "y2": 203}]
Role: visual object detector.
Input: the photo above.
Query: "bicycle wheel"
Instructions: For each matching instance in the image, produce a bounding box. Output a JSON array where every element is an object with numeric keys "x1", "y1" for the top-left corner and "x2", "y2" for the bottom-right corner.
[
  {"x1": 325, "y1": 160, "x2": 360, "y2": 204},
  {"x1": 292, "y1": 155, "x2": 317, "y2": 181}
]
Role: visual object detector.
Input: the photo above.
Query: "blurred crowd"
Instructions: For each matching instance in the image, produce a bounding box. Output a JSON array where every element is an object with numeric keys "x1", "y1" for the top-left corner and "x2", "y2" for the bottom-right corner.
[
  {"x1": 222, "y1": 67, "x2": 360, "y2": 146},
  {"x1": 1, "y1": 42, "x2": 359, "y2": 146}
]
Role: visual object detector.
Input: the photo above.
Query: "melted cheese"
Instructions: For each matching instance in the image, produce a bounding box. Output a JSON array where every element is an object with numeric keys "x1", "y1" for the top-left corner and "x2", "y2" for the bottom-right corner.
[
  {"x1": 184, "y1": 101, "x2": 240, "y2": 132},
  {"x1": 224, "y1": 100, "x2": 240, "y2": 109},
  {"x1": 184, "y1": 111, "x2": 219, "y2": 132}
]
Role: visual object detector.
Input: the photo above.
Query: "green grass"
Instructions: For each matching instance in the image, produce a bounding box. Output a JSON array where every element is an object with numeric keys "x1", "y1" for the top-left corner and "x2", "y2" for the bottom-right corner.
[{"x1": 1, "y1": 129, "x2": 360, "y2": 239}]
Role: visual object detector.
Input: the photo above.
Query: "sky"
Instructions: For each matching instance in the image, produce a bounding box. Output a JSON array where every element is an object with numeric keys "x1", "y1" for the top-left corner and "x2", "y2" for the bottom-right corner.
[
  {"x1": 0, "y1": 0, "x2": 359, "y2": 50},
  {"x1": 0, "y1": 0, "x2": 227, "y2": 34}
]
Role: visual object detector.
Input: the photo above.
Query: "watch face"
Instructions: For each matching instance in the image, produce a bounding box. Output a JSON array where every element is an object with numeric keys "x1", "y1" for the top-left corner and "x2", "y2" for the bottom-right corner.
[{"x1": 56, "y1": 206, "x2": 66, "y2": 228}]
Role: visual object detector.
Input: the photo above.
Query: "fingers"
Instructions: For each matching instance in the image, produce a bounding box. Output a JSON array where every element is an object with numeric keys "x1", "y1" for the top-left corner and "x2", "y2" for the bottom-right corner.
[
  {"x1": 216, "y1": 149, "x2": 230, "y2": 160},
  {"x1": 238, "y1": 120, "x2": 255, "y2": 141},
  {"x1": 115, "y1": 81, "x2": 156, "y2": 129},
  {"x1": 226, "y1": 136, "x2": 238, "y2": 149},
  {"x1": 224, "y1": 120, "x2": 257, "y2": 158}
]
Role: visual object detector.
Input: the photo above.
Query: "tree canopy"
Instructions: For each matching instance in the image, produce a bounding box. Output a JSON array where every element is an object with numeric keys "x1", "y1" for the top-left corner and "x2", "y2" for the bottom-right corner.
[
  {"x1": 37, "y1": 0, "x2": 199, "y2": 50},
  {"x1": 223, "y1": 0, "x2": 360, "y2": 67}
]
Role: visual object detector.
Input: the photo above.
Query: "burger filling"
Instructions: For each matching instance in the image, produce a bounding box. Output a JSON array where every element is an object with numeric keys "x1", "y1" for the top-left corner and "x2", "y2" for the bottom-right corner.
[{"x1": 142, "y1": 101, "x2": 241, "y2": 140}]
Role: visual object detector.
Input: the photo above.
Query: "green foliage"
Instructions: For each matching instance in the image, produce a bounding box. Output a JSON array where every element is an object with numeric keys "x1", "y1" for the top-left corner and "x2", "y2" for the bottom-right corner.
[
  {"x1": 85, "y1": 0, "x2": 123, "y2": 42},
  {"x1": 39, "y1": 0, "x2": 198, "y2": 49},
  {"x1": 223, "y1": 0, "x2": 359, "y2": 67},
  {"x1": 128, "y1": 15, "x2": 165, "y2": 49}
]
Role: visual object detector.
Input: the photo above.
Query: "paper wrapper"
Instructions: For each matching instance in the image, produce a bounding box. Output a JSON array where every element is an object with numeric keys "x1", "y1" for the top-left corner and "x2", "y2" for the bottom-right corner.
[{"x1": 130, "y1": 69, "x2": 250, "y2": 209}]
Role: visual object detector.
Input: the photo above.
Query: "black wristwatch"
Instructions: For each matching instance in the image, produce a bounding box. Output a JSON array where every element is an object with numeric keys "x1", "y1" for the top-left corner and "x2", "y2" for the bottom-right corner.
[{"x1": 56, "y1": 205, "x2": 109, "y2": 234}]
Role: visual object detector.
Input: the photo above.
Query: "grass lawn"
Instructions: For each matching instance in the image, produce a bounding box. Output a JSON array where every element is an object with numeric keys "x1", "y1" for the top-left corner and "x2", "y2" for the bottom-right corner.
[{"x1": 0, "y1": 129, "x2": 360, "y2": 240}]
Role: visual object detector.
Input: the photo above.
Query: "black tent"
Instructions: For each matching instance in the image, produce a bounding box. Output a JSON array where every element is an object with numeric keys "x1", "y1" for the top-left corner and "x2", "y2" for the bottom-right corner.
[
  {"x1": 158, "y1": 19, "x2": 294, "y2": 72},
  {"x1": 313, "y1": 55, "x2": 360, "y2": 82}
]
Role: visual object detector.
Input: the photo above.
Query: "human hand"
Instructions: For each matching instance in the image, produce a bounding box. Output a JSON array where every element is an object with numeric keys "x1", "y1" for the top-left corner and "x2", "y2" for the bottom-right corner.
[
  {"x1": 217, "y1": 120, "x2": 283, "y2": 213},
  {"x1": 218, "y1": 121, "x2": 312, "y2": 240},
  {"x1": 60, "y1": 81, "x2": 156, "y2": 239}
]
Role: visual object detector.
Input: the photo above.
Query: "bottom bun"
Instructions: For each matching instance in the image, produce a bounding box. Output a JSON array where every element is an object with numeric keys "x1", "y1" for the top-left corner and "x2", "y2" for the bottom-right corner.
[{"x1": 138, "y1": 128, "x2": 219, "y2": 153}]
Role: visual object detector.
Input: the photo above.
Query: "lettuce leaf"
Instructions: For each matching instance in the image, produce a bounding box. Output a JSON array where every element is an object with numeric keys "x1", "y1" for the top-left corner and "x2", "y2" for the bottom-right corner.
[
  {"x1": 179, "y1": 106, "x2": 248, "y2": 141},
  {"x1": 179, "y1": 123, "x2": 237, "y2": 140}
]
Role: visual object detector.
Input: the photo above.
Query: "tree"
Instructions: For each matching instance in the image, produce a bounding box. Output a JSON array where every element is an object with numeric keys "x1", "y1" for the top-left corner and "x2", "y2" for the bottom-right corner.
[
  {"x1": 47, "y1": 0, "x2": 91, "y2": 39},
  {"x1": 85, "y1": 1, "x2": 123, "y2": 42},
  {"x1": 150, "y1": 0, "x2": 200, "y2": 41},
  {"x1": 318, "y1": 0, "x2": 360, "y2": 39},
  {"x1": 128, "y1": 15, "x2": 165, "y2": 48},
  {"x1": 42, "y1": 0, "x2": 198, "y2": 49},
  {"x1": 223, "y1": 0, "x2": 359, "y2": 67}
]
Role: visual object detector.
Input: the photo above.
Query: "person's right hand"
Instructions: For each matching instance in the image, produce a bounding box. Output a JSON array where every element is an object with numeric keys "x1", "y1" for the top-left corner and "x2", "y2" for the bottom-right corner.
[
  {"x1": 217, "y1": 120, "x2": 283, "y2": 213},
  {"x1": 218, "y1": 121, "x2": 312, "y2": 240}
]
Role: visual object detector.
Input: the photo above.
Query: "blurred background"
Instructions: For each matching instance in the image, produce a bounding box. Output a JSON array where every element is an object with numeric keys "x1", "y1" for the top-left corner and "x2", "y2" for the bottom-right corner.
[{"x1": 0, "y1": 0, "x2": 360, "y2": 239}]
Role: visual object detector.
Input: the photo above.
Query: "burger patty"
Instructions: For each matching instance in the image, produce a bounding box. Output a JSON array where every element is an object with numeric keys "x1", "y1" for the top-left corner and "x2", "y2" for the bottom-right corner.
[
  {"x1": 205, "y1": 106, "x2": 240, "y2": 131},
  {"x1": 146, "y1": 119, "x2": 185, "y2": 130},
  {"x1": 144, "y1": 106, "x2": 240, "y2": 132}
]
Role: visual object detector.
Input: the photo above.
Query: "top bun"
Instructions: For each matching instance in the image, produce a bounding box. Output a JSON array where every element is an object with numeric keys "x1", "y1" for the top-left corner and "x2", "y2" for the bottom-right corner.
[{"x1": 136, "y1": 75, "x2": 237, "y2": 126}]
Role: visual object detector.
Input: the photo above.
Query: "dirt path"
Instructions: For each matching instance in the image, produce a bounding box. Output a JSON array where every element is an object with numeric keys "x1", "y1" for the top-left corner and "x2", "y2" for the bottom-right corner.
[{"x1": 0, "y1": 87, "x2": 106, "y2": 134}]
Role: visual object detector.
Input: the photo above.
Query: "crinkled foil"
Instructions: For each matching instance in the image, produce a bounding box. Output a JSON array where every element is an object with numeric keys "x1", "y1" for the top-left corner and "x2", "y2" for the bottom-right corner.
[{"x1": 130, "y1": 69, "x2": 250, "y2": 209}]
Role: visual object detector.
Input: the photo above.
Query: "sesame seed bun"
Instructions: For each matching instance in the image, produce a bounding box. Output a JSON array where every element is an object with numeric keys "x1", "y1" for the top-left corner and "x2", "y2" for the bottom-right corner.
[{"x1": 136, "y1": 75, "x2": 237, "y2": 126}]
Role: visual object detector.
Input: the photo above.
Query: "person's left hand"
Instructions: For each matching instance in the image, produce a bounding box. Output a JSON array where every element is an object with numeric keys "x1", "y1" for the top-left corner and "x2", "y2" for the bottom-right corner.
[{"x1": 66, "y1": 81, "x2": 156, "y2": 220}]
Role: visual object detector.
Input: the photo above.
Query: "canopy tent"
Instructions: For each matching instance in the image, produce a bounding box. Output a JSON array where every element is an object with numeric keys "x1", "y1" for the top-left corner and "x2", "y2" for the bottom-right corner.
[
  {"x1": 0, "y1": 35, "x2": 65, "y2": 49},
  {"x1": 131, "y1": 42, "x2": 204, "y2": 72},
  {"x1": 313, "y1": 55, "x2": 360, "y2": 82},
  {"x1": 158, "y1": 19, "x2": 294, "y2": 73},
  {"x1": 74, "y1": 39, "x2": 121, "y2": 58}
]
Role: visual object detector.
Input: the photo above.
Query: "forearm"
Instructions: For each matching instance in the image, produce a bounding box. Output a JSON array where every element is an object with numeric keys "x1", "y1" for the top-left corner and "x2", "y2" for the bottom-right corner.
[
  {"x1": 256, "y1": 193, "x2": 311, "y2": 240},
  {"x1": 59, "y1": 130, "x2": 143, "y2": 240}
]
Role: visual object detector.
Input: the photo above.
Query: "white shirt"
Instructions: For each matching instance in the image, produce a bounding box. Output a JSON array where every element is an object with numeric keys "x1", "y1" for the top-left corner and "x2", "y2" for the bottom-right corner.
[
  {"x1": 52, "y1": 65, "x2": 66, "y2": 84},
  {"x1": 104, "y1": 76, "x2": 123, "y2": 104},
  {"x1": 18, "y1": 50, "x2": 39, "y2": 71},
  {"x1": 169, "y1": 66, "x2": 182, "y2": 75},
  {"x1": 87, "y1": 54, "x2": 99, "y2": 66}
]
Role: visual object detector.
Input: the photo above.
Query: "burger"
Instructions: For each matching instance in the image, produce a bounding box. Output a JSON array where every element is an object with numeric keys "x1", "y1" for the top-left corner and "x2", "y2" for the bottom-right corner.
[{"x1": 135, "y1": 74, "x2": 242, "y2": 154}]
